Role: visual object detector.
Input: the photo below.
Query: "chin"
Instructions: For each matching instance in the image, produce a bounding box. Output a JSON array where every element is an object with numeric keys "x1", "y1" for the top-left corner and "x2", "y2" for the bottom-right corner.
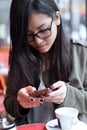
[{"x1": 39, "y1": 49, "x2": 49, "y2": 53}]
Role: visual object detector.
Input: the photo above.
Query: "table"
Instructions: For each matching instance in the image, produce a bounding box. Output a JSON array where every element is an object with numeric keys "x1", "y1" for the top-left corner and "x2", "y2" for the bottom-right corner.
[{"x1": 17, "y1": 123, "x2": 47, "y2": 130}]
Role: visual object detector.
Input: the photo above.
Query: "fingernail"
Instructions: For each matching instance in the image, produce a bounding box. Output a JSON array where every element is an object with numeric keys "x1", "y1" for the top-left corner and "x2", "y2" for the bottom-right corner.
[
  {"x1": 40, "y1": 102, "x2": 43, "y2": 105},
  {"x1": 46, "y1": 94, "x2": 49, "y2": 96},
  {"x1": 30, "y1": 98, "x2": 34, "y2": 101},
  {"x1": 40, "y1": 98, "x2": 44, "y2": 102}
]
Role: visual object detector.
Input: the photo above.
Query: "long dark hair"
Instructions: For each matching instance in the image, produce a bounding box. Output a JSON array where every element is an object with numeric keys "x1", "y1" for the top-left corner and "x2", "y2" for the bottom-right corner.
[{"x1": 8, "y1": 0, "x2": 71, "y2": 91}]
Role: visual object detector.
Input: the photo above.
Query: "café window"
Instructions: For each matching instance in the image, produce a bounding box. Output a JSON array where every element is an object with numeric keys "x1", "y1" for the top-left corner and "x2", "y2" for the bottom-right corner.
[
  {"x1": 0, "y1": 0, "x2": 11, "y2": 47},
  {"x1": 56, "y1": 0, "x2": 87, "y2": 45},
  {"x1": 0, "y1": 0, "x2": 87, "y2": 48}
]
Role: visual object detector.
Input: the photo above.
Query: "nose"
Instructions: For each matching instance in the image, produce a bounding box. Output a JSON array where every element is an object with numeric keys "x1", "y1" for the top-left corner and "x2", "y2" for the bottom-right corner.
[{"x1": 34, "y1": 36, "x2": 43, "y2": 45}]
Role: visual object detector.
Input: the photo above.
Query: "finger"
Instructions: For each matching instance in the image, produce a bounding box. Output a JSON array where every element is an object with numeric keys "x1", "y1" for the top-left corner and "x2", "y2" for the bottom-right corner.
[
  {"x1": 21, "y1": 101, "x2": 40, "y2": 108},
  {"x1": 18, "y1": 88, "x2": 29, "y2": 99},
  {"x1": 44, "y1": 96, "x2": 64, "y2": 104},
  {"x1": 26, "y1": 86, "x2": 36, "y2": 92},
  {"x1": 22, "y1": 97, "x2": 44, "y2": 108},
  {"x1": 49, "y1": 87, "x2": 64, "y2": 97},
  {"x1": 44, "y1": 94, "x2": 63, "y2": 100},
  {"x1": 44, "y1": 98, "x2": 63, "y2": 104},
  {"x1": 50, "y1": 81, "x2": 64, "y2": 90},
  {"x1": 27, "y1": 98, "x2": 43, "y2": 108}
]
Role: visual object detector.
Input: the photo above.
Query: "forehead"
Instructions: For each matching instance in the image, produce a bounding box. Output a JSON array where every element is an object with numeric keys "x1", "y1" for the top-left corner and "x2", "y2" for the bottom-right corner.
[{"x1": 28, "y1": 13, "x2": 51, "y2": 31}]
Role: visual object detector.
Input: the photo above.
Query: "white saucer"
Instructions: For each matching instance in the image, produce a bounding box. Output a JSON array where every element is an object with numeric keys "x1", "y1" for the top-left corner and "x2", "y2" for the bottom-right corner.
[{"x1": 46, "y1": 119, "x2": 87, "y2": 130}]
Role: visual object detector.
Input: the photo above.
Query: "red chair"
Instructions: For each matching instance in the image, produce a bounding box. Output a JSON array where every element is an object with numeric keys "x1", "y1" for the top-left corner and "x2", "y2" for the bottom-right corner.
[
  {"x1": 0, "y1": 75, "x2": 6, "y2": 114},
  {"x1": 0, "y1": 51, "x2": 9, "y2": 78},
  {"x1": 0, "y1": 51, "x2": 9, "y2": 68}
]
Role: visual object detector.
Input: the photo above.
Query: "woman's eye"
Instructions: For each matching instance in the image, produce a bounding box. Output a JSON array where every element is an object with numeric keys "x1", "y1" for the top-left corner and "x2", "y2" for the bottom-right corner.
[
  {"x1": 40, "y1": 29, "x2": 49, "y2": 33},
  {"x1": 27, "y1": 33, "x2": 33, "y2": 36}
]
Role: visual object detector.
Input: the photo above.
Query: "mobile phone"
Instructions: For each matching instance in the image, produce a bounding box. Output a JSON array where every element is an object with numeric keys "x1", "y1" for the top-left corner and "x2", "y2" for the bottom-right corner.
[{"x1": 29, "y1": 88, "x2": 52, "y2": 97}]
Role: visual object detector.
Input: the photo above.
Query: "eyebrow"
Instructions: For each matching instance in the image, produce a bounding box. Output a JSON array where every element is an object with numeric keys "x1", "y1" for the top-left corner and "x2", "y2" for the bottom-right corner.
[
  {"x1": 36, "y1": 23, "x2": 46, "y2": 30},
  {"x1": 28, "y1": 22, "x2": 48, "y2": 33}
]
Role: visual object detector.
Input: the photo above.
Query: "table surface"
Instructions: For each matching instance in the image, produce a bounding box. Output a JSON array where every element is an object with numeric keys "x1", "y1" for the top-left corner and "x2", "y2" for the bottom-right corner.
[{"x1": 17, "y1": 123, "x2": 47, "y2": 130}]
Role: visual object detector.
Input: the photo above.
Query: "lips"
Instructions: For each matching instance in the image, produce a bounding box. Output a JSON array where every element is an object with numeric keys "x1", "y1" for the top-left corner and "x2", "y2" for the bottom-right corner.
[{"x1": 36, "y1": 44, "x2": 47, "y2": 51}]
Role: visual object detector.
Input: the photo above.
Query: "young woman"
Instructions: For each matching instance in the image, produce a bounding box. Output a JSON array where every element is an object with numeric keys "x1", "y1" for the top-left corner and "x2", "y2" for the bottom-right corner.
[{"x1": 4, "y1": 0, "x2": 87, "y2": 126}]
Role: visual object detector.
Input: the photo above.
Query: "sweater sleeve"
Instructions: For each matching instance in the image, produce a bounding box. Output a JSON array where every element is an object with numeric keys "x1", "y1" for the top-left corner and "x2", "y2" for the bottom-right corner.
[
  {"x1": 57, "y1": 43, "x2": 87, "y2": 123},
  {"x1": 56, "y1": 43, "x2": 87, "y2": 123},
  {"x1": 4, "y1": 94, "x2": 29, "y2": 118}
]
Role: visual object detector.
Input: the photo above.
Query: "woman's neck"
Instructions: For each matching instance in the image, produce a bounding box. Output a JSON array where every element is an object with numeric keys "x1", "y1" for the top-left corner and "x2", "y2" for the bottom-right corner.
[
  {"x1": 41, "y1": 52, "x2": 49, "y2": 61},
  {"x1": 40, "y1": 52, "x2": 50, "y2": 72}
]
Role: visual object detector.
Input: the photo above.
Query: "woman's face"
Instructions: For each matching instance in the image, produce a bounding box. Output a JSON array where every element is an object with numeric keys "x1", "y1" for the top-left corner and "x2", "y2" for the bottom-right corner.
[{"x1": 27, "y1": 13, "x2": 60, "y2": 53}]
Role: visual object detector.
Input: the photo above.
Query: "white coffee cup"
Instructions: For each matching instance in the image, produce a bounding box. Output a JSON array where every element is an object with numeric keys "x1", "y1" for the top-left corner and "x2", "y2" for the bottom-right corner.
[{"x1": 55, "y1": 107, "x2": 79, "y2": 130}]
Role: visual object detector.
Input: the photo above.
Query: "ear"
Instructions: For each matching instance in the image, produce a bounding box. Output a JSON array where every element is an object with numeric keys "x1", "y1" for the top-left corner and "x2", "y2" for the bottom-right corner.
[{"x1": 55, "y1": 11, "x2": 61, "y2": 26}]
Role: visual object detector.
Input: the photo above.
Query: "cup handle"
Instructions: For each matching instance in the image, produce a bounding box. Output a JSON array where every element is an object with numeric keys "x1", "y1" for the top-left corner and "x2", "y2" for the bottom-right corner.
[
  {"x1": 57, "y1": 118, "x2": 62, "y2": 129},
  {"x1": 72, "y1": 117, "x2": 78, "y2": 125}
]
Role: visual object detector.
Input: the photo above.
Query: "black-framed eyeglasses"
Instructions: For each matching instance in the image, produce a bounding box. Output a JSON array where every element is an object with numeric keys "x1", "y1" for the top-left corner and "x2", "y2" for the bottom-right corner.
[{"x1": 27, "y1": 17, "x2": 53, "y2": 43}]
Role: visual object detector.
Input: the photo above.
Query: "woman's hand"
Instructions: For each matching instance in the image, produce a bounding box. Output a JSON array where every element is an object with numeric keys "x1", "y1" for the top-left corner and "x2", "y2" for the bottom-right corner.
[
  {"x1": 17, "y1": 86, "x2": 44, "y2": 108},
  {"x1": 44, "y1": 81, "x2": 67, "y2": 104}
]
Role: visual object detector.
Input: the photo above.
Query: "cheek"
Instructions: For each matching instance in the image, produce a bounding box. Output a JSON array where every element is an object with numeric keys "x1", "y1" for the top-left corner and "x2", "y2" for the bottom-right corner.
[{"x1": 49, "y1": 26, "x2": 57, "y2": 44}]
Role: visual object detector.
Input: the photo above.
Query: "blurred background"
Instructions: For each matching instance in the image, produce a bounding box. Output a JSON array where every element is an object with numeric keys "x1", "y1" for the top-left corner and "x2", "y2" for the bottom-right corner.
[
  {"x1": 0, "y1": 0, "x2": 87, "y2": 48},
  {"x1": 55, "y1": 0, "x2": 87, "y2": 45},
  {"x1": 0, "y1": 0, "x2": 87, "y2": 127},
  {"x1": 0, "y1": 0, "x2": 11, "y2": 48}
]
